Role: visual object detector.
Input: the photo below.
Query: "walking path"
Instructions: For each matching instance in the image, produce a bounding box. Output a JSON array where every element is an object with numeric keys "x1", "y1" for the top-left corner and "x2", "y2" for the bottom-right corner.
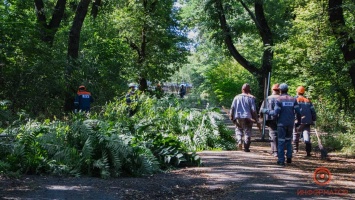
[{"x1": 190, "y1": 110, "x2": 355, "y2": 199}]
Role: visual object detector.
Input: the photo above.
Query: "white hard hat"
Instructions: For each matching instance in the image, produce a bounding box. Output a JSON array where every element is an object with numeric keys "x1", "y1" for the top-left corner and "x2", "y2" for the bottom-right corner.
[{"x1": 128, "y1": 83, "x2": 135, "y2": 87}]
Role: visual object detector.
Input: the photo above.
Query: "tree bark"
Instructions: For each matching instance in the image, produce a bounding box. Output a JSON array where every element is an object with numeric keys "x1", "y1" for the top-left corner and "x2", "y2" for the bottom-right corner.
[
  {"x1": 91, "y1": 0, "x2": 102, "y2": 19},
  {"x1": 34, "y1": 0, "x2": 66, "y2": 46},
  {"x1": 68, "y1": 0, "x2": 90, "y2": 59},
  {"x1": 328, "y1": 0, "x2": 355, "y2": 89}
]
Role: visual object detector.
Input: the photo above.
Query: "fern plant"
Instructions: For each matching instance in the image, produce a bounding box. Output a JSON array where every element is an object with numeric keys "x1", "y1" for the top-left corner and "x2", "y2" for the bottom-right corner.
[{"x1": 1, "y1": 92, "x2": 234, "y2": 178}]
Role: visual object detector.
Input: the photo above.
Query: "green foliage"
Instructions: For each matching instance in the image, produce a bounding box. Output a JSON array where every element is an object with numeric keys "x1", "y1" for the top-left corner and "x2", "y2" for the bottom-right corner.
[
  {"x1": 314, "y1": 102, "x2": 355, "y2": 155},
  {"x1": 0, "y1": 100, "x2": 13, "y2": 129},
  {"x1": 0, "y1": 0, "x2": 190, "y2": 118},
  {"x1": 204, "y1": 60, "x2": 259, "y2": 107},
  {"x1": 0, "y1": 94, "x2": 233, "y2": 178}
]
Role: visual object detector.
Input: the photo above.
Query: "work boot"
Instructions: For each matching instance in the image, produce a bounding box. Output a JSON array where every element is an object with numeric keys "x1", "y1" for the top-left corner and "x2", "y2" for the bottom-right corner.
[
  {"x1": 287, "y1": 158, "x2": 292, "y2": 163},
  {"x1": 244, "y1": 142, "x2": 251, "y2": 152},
  {"x1": 272, "y1": 152, "x2": 278, "y2": 157},
  {"x1": 306, "y1": 143, "x2": 312, "y2": 157},
  {"x1": 237, "y1": 143, "x2": 243, "y2": 150},
  {"x1": 277, "y1": 161, "x2": 285, "y2": 166}
]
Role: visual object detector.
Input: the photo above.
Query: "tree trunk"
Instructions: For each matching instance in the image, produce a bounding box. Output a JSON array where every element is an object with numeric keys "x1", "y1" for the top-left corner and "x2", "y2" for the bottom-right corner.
[
  {"x1": 68, "y1": 0, "x2": 90, "y2": 59},
  {"x1": 91, "y1": 0, "x2": 102, "y2": 19},
  {"x1": 64, "y1": 0, "x2": 91, "y2": 112},
  {"x1": 125, "y1": 2, "x2": 151, "y2": 92},
  {"x1": 328, "y1": 0, "x2": 355, "y2": 89},
  {"x1": 34, "y1": 0, "x2": 66, "y2": 46},
  {"x1": 138, "y1": 77, "x2": 148, "y2": 91}
]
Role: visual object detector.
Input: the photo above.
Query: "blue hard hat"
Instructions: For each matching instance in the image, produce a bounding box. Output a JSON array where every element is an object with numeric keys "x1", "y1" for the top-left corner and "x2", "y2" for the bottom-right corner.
[{"x1": 279, "y1": 83, "x2": 288, "y2": 91}]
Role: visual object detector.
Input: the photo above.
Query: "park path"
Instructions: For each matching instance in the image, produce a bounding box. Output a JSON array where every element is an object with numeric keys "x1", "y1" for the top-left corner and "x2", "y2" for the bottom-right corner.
[
  {"x1": 188, "y1": 109, "x2": 355, "y2": 199},
  {"x1": 0, "y1": 109, "x2": 354, "y2": 200}
]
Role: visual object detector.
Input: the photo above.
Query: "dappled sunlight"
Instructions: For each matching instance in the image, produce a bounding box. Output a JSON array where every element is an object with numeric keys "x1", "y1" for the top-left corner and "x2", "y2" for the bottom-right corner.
[{"x1": 46, "y1": 185, "x2": 93, "y2": 191}]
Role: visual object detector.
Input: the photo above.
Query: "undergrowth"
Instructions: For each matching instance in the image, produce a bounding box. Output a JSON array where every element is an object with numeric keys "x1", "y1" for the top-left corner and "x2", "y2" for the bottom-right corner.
[{"x1": 0, "y1": 94, "x2": 234, "y2": 178}]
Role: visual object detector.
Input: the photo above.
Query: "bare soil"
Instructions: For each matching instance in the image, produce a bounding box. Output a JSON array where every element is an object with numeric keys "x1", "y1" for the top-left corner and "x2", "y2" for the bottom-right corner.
[{"x1": 1, "y1": 123, "x2": 354, "y2": 200}]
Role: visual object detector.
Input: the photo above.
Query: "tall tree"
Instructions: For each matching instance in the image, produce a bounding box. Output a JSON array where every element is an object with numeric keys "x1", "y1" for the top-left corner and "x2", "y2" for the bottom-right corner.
[
  {"x1": 64, "y1": 0, "x2": 91, "y2": 111},
  {"x1": 214, "y1": 0, "x2": 273, "y2": 100},
  {"x1": 34, "y1": 0, "x2": 67, "y2": 46},
  {"x1": 182, "y1": 0, "x2": 292, "y2": 102},
  {"x1": 328, "y1": 0, "x2": 355, "y2": 89},
  {"x1": 116, "y1": 0, "x2": 189, "y2": 91}
]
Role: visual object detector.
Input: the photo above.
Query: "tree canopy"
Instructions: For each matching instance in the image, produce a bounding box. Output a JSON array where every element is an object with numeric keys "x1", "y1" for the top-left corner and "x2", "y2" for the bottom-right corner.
[{"x1": 1, "y1": 0, "x2": 355, "y2": 117}]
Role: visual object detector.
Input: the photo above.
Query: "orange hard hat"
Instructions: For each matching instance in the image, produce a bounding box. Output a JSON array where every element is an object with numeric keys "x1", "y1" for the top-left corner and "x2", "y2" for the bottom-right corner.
[
  {"x1": 79, "y1": 85, "x2": 86, "y2": 90},
  {"x1": 296, "y1": 86, "x2": 305, "y2": 94},
  {"x1": 272, "y1": 83, "x2": 280, "y2": 91}
]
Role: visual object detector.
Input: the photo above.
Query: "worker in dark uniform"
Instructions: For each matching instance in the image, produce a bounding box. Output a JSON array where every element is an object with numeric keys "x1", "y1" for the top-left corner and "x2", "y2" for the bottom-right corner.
[
  {"x1": 292, "y1": 86, "x2": 317, "y2": 156},
  {"x1": 179, "y1": 84, "x2": 186, "y2": 98},
  {"x1": 262, "y1": 83, "x2": 301, "y2": 166},
  {"x1": 126, "y1": 83, "x2": 137, "y2": 116},
  {"x1": 259, "y1": 83, "x2": 280, "y2": 157},
  {"x1": 74, "y1": 85, "x2": 94, "y2": 112}
]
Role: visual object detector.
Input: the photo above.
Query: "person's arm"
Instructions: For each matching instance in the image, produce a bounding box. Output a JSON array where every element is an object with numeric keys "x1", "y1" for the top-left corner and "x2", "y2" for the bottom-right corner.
[
  {"x1": 250, "y1": 97, "x2": 259, "y2": 122},
  {"x1": 230, "y1": 98, "x2": 235, "y2": 121},
  {"x1": 259, "y1": 100, "x2": 265, "y2": 118},
  {"x1": 265, "y1": 99, "x2": 281, "y2": 116},
  {"x1": 294, "y1": 99, "x2": 302, "y2": 123}
]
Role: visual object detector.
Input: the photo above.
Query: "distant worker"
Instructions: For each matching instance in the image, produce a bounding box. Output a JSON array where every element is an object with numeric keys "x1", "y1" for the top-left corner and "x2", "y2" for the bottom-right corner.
[
  {"x1": 179, "y1": 84, "x2": 186, "y2": 98},
  {"x1": 259, "y1": 83, "x2": 280, "y2": 157},
  {"x1": 126, "y1": 83, "x2": 136, "y2": 104},
  {"x1": 230, "y1": 83, "x2": 259, "y2": 152},
  {"x1": 261, "y1": 83, "x2": 301, "y2": 166},
  {"x1": 155, "y1": 83, "x2": 164, "y2": 99},
  {"x1": 126, "y1": 83, "x2": 137, "y2": 116},
  {"x1": 292, "y1": 86, "x2": 317, "y2": 157},
  {"x1": 74, "y1": 85, "x2": 93, "y2": 112}
]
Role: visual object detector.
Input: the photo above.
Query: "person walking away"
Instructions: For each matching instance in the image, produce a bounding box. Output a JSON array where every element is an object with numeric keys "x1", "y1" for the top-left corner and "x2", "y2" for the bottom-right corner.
[
  {"x1": 74, "y1": 85, "x2": 94, "y2": 112},
  {"x1": 230, "y1": 83, "x2": 259, "y2": 152},
  {"x1": 259, "y1": 83, "x2": 280, "y2": 157},
  {"x1": 126, "y1": 83, "x2": 137, "y2": 116},
  {"x1": 179, "y1": 84, "x2": 186, "y2": 98},
  {"x1": 262, "y1": 83, "x2": 301, "y2": 166},
  {"x1": 292, "y1": 86, "x2": 317, "y2": 156},
  {"x1": 126, "y1": 83, "x2": 136, "y2": 104},
  {"x1": 155, "y1": 83, "x2": 164, "y2": 99}
]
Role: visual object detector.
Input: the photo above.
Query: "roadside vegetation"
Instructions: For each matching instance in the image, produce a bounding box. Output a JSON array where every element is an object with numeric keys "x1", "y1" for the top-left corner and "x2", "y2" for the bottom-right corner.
[
  {"x1": 0, "y1": 94, "x2": 235, "y2": 178},
  {"x1": 1, "y1": 0, "x2": 354, "y2": 179}
]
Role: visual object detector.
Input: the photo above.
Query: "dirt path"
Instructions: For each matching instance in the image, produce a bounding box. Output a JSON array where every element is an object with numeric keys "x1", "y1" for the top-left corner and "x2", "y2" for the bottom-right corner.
[{"x1": 1, "y1": 114, "x2": 354, "y2": 199}]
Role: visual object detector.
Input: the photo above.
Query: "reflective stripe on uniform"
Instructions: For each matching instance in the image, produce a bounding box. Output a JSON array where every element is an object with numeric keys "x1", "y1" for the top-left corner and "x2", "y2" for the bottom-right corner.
[{"x1": 279, "y1": 138, "x2": 285, "y2": 142}]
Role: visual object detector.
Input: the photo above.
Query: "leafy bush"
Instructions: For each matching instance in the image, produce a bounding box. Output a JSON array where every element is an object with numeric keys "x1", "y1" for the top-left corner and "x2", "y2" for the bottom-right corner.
[
  {"x1": 0, "y1": 94, "x2": 234, "y2": 178},
  {"x1": 314, "y1": 101, "x2": 355, "y2": 155},
  {"x1": 0, "y1": 100, "x2": 13, "y2": 130}
]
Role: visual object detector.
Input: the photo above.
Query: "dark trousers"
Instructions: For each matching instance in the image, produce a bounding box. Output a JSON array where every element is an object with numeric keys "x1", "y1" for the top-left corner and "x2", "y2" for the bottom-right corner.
[
  {"x1": 266, "y1": 120, "x2": 278, "y2": 153},
  {"x1": 277, "y1": 125, "x2": 293, "y2": 163}
]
